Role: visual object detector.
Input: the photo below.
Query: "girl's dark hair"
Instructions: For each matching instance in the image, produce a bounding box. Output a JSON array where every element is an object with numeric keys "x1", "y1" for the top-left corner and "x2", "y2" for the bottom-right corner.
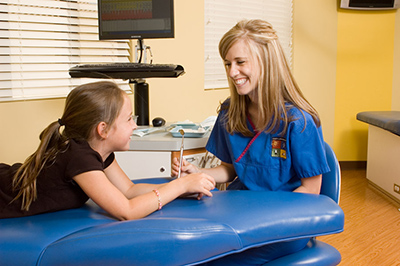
[{"x1": 12, "y1": 81, "x2": 125, "y2": 210}]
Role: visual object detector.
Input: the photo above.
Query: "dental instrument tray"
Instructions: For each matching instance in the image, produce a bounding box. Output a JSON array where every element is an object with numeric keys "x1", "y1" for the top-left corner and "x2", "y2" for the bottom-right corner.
[{"x1": 170, "y1": 125, "x2": 210, "y2": 138}]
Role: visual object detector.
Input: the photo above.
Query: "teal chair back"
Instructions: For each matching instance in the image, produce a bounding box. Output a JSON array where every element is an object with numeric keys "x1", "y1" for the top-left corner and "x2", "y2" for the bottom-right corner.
[{"x1": 320, "y1": 142, "x2": 341, "y2": 203}]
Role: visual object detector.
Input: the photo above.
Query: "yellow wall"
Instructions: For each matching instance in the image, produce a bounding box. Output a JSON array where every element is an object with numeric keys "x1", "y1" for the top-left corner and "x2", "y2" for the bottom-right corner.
[
  {"x1": 334, "y1": 9, "x2": 396, "y2": 160},
  {"x1": 1, "y1": 0, "x2": 399, "y2": 164},
  {"x1": 293, "y1": 0, "x2": 399, "y2": 161},
  {"x1": 392, "y1": 10, "x2": 400, "y2": 110}
]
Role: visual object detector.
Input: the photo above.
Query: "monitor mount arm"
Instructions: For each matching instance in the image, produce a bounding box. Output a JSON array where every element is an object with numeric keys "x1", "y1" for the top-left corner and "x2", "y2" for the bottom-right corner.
[
  {"x1": 135, "y1": 39, "x2": 153, "y2": 64},
  {"x1": 132, "y1": 39, "x2": 151, "y2": 126},
  {"x1": 130, "y1": 78, "x2": 149, "y2": 126}
]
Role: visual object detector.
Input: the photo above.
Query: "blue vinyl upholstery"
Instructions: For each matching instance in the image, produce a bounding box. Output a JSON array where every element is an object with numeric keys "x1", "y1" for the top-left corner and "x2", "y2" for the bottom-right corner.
[
  {"x1": 0, "y1": 144, "x2": 344, "y2": 266},
  {"x1": 264, "y1": 142, "x2": 342, "y2": 266},
  {"x1": 263, "y1": 238, "x2": 341, "y2": 266},
  {"x1": 321, "y1": 142, "x2": 341, "y2": 204}
]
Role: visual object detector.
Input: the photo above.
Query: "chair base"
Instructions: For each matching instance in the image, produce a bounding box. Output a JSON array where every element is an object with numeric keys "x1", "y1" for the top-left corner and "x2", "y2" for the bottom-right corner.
[{"x1": 263, "y1": 238, "x2": 341, "y2": 266}]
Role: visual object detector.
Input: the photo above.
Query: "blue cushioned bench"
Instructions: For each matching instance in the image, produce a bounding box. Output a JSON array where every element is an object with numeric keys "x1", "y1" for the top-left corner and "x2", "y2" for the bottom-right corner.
[
  {"x1": 357, "y1": 111, "x2": 400, "y2": 203},
  {"x1": 0, "y1": 177, "x2": 344, "y2": 266}
]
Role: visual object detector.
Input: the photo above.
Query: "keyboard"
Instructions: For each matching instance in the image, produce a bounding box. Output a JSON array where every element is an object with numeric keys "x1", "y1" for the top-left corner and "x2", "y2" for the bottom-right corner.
[{"x1": 69, "y1": 63, "x2": 185, "y2": 80}]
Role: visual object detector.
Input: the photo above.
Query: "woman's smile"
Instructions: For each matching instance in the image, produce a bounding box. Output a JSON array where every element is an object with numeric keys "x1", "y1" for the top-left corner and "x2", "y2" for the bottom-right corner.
[{"x1": 234, "y1": 78, "x2": 248, "y2": 86}]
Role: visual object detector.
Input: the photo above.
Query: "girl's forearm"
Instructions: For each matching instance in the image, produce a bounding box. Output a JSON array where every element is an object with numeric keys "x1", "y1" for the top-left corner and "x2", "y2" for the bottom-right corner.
[{"x1": 125, "y1": 183, "x2": 163, "y2": 199}]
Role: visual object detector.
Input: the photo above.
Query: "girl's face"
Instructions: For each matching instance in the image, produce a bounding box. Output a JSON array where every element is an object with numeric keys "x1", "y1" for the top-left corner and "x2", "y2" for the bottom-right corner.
[
  {"x1": 106, "y1": 95, "x2": 137, "y2": 151},
  {"x1": 224, "y1": 39, "x2": 259, "y2": 100}
]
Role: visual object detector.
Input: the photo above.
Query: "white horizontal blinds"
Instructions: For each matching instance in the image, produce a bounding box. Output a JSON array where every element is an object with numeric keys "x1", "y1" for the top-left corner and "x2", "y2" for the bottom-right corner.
[
  {"x1": 0, "y1": 0, "x2": 130, "y2": 102},
  {"x1": 204, "y1": 0, "x2": 293, "y2": 90}
]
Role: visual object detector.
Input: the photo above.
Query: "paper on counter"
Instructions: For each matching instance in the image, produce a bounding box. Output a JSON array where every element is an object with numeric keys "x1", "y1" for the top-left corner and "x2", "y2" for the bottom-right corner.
[{"x1": 132, "y1": 127, "x2": 163, "y2": 137}]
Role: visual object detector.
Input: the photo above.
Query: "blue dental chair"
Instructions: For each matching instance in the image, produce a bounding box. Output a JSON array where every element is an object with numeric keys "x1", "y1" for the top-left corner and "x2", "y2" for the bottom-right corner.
[
  {"x1": 0, "y1": 143, "x2": 343, "y2": 266},
  {"x1": 264, "y1": 142, "x2": 342, "y2": 266}
]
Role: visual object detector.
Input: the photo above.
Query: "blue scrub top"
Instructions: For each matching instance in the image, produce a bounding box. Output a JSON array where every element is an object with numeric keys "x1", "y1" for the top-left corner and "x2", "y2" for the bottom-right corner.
[{"x1": 206, "y1": 103, "x2": 330, "y2": 192}]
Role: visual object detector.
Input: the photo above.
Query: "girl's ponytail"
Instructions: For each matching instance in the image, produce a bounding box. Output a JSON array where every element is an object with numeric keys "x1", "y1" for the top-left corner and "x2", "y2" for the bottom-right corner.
[{"x1": 12, "y1": 120, "x2": 67, "y2": 211}]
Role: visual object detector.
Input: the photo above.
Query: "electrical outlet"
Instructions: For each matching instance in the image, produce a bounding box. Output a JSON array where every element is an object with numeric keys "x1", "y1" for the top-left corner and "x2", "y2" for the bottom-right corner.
[{"x1": 394, "y1": 184, "x2": 400, "y2": 194}]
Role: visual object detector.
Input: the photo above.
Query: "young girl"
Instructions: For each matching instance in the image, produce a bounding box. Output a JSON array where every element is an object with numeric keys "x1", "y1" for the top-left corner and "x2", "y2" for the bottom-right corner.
[
  {"x1": 0, "y1": 81, "x2": 215, "y2": 220},
  {"x1": 172, "y1": 19, "x2": 330, "y2": 264}
]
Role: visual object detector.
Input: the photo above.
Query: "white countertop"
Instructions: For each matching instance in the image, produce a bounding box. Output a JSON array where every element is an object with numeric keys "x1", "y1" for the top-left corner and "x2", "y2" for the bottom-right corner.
[{"x1": 129, "y1": 127, "x2": 209, "y2": 151}]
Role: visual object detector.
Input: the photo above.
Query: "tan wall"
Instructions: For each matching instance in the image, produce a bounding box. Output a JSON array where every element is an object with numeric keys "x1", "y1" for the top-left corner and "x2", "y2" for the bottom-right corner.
[
  {"x1": 1, "y1": 0, "x2": 399, "y2": 164},
  {"x1": 0, "y1": 99, "x2": 64, "y2": 164},
  {"x1": 292, "y1": 0, "x2": 338, "y2": 147}
]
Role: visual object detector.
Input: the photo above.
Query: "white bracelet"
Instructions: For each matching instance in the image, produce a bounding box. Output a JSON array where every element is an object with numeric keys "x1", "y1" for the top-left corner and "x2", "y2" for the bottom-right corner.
[{"x1": 152, "y1": 189, "x2": 162, "y2": 210}]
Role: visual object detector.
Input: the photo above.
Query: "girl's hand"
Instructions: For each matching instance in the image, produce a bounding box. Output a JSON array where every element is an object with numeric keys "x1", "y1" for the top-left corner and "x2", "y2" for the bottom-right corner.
[
  {"x1": 171, "y1": 157, "x2": 201, "y2": 177},
  {"x1": 176, "y1": 172, "x2": 216, "y2": 199}
]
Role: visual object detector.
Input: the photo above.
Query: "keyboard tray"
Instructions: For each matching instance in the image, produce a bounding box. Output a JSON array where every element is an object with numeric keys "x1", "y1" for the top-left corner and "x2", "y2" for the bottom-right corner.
[{"x1": 69, "y1": 63, "x2": 185, "y2": 80}]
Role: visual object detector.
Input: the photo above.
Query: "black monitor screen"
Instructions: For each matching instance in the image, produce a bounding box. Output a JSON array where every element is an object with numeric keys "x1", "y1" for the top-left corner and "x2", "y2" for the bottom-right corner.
[
  {"x1": 349, "y1": 0, "x2": 394, "y2": 8},
  {"x1": 98, "y1": 0, "x2": 174, "y2": 40}
]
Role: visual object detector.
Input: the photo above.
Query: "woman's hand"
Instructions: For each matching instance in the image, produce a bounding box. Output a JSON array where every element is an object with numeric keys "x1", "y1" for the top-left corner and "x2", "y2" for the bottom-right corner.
[{"x1": 171, "y1": 157, "x2": 201, "y2": 177}]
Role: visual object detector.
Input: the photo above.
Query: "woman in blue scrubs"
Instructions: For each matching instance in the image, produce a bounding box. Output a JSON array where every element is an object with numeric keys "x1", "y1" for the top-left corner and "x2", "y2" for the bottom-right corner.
[{"x1": 172, "y1": 19, "x2": 330, "y2": 265}]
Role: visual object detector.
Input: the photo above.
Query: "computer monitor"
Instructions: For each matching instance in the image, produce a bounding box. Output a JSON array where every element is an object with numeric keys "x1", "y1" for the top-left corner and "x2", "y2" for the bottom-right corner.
[
  {"x1": 98, "y1": 0, "x2": 174, "y2": 40},
  {"x1": 97, "y1": 0, "x2": 176, "y2": 126},
  {"x1": 340, "y1": 0, "x2": 400, "y2": 10}
]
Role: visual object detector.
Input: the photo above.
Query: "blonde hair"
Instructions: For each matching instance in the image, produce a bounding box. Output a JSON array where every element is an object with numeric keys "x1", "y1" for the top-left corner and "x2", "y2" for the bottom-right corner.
[
  {"x1": 218, "y1": 19, "x2": 320, "y2": 136},
  {"x1": 12, "y1": 81, "x2": 126, "y2": 211}
]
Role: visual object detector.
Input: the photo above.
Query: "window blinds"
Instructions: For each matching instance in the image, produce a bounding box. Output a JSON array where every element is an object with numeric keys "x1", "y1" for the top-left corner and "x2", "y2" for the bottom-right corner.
[
  {"x1": 0, "y1": 0, "x2": 130, "y2": 102},
  {"x1": 204, "y1": 0, "x2": 293, "y2": 90}
]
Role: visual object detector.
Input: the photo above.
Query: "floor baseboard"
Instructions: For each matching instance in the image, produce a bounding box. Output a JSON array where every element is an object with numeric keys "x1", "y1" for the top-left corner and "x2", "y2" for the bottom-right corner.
[{"x1": 339, "y1": 161, "x2": 367, "y2": 170}]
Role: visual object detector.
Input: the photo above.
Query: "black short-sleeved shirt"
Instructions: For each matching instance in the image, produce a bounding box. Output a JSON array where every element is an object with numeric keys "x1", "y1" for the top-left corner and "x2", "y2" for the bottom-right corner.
[{"x1": 0, "y1": 139, "x2": 114, "y2": 219}]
